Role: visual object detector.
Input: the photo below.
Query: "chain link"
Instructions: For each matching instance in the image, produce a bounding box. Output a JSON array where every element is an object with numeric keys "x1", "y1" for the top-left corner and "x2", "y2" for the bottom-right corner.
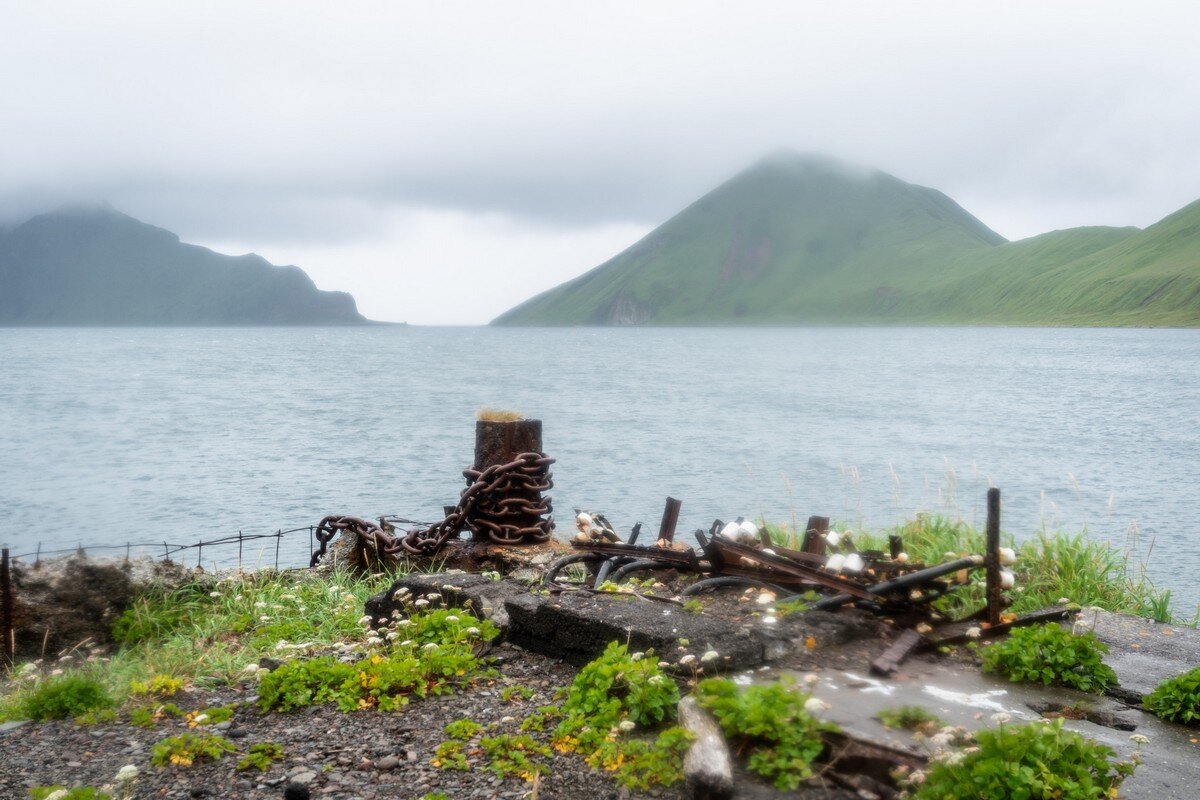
[{"x1": 310, "y1": 452, "x2": 555, "y2": 566}]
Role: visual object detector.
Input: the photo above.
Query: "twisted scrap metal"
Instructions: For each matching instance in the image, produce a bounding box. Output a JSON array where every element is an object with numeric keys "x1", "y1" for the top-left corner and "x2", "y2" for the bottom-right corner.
[{"x1": 310, "y1": 452, "x2": 554, "y2": 566}]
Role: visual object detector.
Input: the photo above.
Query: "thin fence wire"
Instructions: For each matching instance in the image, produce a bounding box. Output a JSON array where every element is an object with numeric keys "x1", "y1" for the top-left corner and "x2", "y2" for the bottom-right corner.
[{"x1": 0, "y1": 514, "x2": 439, "y2": 573}]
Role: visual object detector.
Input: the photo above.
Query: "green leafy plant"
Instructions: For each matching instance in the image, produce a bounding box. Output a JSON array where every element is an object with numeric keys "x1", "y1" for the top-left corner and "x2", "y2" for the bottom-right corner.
[
  {"x1": 1143, "y1": 666, "x2": 1200, "y2": 725},
  {"x1": 911, "y1": 718, "x2": 1136, "y2": 799},
  {"x1": 21, "y1": 675, "x2": 113, "y2": 721},
  {"x1": 480, "y1": 734, "x2": 552, "y2": 780},
  {"x1": 876, "y1": 705, "x2": 944, "y2": 733},
  {"x1": 74, "y1": 707, "x2": 119, "y2": 725},
  {"x1": 30, "y1": 788, "x2": 112, "y2": 800},
  {"x1": 500, "y1": 684, "x2": 535, "y2": 703},
  {"x1": 444, "y1": 719, "x2": 484, "y2": 740},
  {"x1": 550, "y1": 642, "x2": 691, "y2": 788},
  {"x1": 694, "y1": 678, "x2": 836, "y2": 790},
  {"x1": 130, "y1": 675, "x2": 184, "y2": 698},
  {"x1": 150, "y1": 732, "x2": 236, "y2": 767},
  {"x1": 981, "y1": 623, "x2": 1117, "y2": 693},
  {"x1": 236, "y1": 741, "x2": 284, "y2": 771},
  {"x1": 431, "y1": 740, "x2": 469, "y2": 771},
  {"x1": 519, "y1": 705, "x2": 563, "y2": 732},
  {"x1": 682, "y1": 599, "x2": 704, "y2": 614}
]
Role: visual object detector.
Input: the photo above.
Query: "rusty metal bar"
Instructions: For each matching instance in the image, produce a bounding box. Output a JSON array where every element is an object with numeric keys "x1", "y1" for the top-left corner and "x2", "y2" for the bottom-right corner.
[
  {"x1": 658, "y1": 497, "x2": 681, "y2": 544},
  {"x1": 813, "y1": 556, "x2": 982, "y2": 610},
  {"x1": 1, "y1": 548, "x2": 13, "y2": 670},
  {"x1": 712, "y1": 538, "x2": 878, "y2": 600},
  {"x1": 985, "y1": 488, "x2": 1002, "y2": 626}
]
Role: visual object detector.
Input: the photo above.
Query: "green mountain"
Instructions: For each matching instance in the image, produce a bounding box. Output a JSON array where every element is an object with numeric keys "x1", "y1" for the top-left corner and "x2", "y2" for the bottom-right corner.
[
  {"x1": 493, "y1": 152, "x2": 1200, "y2": 326},
  {"x1": 0, "y1": 207, "x2": 368, "y2": 325}
]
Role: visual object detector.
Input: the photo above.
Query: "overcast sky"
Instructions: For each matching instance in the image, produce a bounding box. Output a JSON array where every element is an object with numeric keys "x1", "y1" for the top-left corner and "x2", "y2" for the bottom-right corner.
[{"x1": 3, "y1": 1, "x2": 1198, "y2": 323}]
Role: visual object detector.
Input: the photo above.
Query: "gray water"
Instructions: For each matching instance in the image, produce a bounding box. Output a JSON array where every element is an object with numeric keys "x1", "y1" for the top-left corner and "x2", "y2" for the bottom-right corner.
[{"x1": 1, "y1": 327, "x2": 1197, "y2": 612}]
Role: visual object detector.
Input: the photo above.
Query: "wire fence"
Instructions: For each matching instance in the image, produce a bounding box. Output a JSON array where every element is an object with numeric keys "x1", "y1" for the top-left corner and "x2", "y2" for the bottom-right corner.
[{"x1": 0, "y1": 514, "x2": 440, "y2": 573}]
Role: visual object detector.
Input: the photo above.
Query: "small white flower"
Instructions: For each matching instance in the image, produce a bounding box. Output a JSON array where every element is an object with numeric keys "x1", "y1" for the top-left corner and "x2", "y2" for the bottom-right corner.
[
  {"x1": 208, "y1": 591, "x2": 221, "y2": 598},
  {"x1": 366, "y1": 636, "x2": 383, "y2": 646},
  {"x1": 254, "y1": 601, "x2": 267, "y2": 609},
  {"x1": 679, "y1": 654, "x2": 697, "y2": 665},
  {"x1": 1130, "y1": 733, "x2": 1150, "y2": 745},
  {"x1": 701, "y1": 650, "x2": 720, "y2": 663},
  {"x1": 242, "y1": 663, "x2": 260, "y2": 675},
  {"x1": 399, "y1": 640, "x2": 413, "y2": 647},
  {"x1": 396, "y1": 619, "x2": 411, "y2": 627},
  {"x1": 357, "y1": 615, "x2": 373, "y2": 626},
  {"x1": 377, "y1": 617, "x2": 389, "y2": 625},
  {"x1": 423, "y1": 642, "x2": 439, "y2": 651},
  {"x1": 929, "y1": 732, "x2": 953, "y2": 749},
  {"x1": 630, "y1": 652, "x2": 644, "y2": 662},
  {"x1": 50, "y1": 668, "x2": 63, "y2": 676},
  {"x1": 648, "y1": 674, "x2": 666, "y2": 685},
  {"x1": 386, "y1": 631, "x2": 399, "y2": 641},
  {"x1": 966, "y1": 626, "x2": 982, "y2": 639},
  {"x1": 193, "y1": 713, "x2": 209, "y2": 724},
  {"x1": 259, "y1": 615, "x2": 271, "y2": 622},
  {"x1": 445, "y1": 615, "x2": 458, "y2": 623},
  {"x1": 115, "y1": 764, "x2": 139, "y2": 782},
  {"x1": 465, "y1": 627, "x2": 480, "y2": 636},
  {"x1": 802, "y1": 673, "x2": 819, "y2": 686},
  {"x1": 804, "y1": 697, "x2": 830, "y2": 714},
  {"x1": 1058, "y1": 597, "x2": 1071, "y2": 604},
  {"x1": 618, "y1": 720, "x2": 636, "y2": 732},
  {"x1": 414, "y1": 599, "x2": 430, "y2": 608},
  {"x1": 989, "y1": 712, "x2": 1012, "y2": 725},
  {"x1": 658, "y1": 661, "x2": 671, "y2": 669}
]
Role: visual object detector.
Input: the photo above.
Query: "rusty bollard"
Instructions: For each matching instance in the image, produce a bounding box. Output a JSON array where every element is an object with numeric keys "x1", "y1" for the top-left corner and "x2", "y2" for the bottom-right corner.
[{"x1": 467, "y1": 418, "x2": 554, "y2": 545}]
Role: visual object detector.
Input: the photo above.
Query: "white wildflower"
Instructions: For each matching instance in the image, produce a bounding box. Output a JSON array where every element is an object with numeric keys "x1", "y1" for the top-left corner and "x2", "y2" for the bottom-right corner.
[
  {"x1": 630, "y1": 652, "x2": 644, "y2": 662},
  {"x1": 658, "y1": 661, "x2": 671, "y2": 669},
  {"x1": 989, "y1": 712, "x2": 1011, "y2": 725},
  {"x1": 254, "y1": 601, "x2": 267, "y2": 609},
  {"x1": 679, "y1": 654, "x2": 697, "y2": 666},
  {"x1": 414, "y1": 599, "x2": 430, "y2": 608},
  {"x1": 357, "y1": 615, "x2": 373, "y2": 626},
  {"x1": 258, "y1": 615, "x2": 271, "y2": 623},
  {"x1": 618, "y1": 720, "x2": 636, "y2": 732},
  {"x1": 50, "y1": 668, "x2": 63, "y2": 676},
  {"x1": 966, "y1": 626, "x2": 982, "y2": 639},
  {"x1": 701, "y1": 650, "x2": 720, "y2": 663},
  {"x1": 208, "y1": 591, "x2": 221, "y2": 598},
  {"x1": 445, "y1": 615, "x2": 458, "y2": 623},
  {"x1": 396, "y1": 619, "x2": 411, "y2": 627},
  {"x1": 465, "y1": 627, "x2": 480, "y2": 636},
  {"x1": 1130, "y1": 733, "x2": 1150, "y2": 745},
  {"x1": 804, "y1": 697, "x2": 830, "y2": 714},
  {"x1": 802, "y1": 673, "x2": 819, "y2": 686},
  {"x1": 377, "y1": 617, "x2": 389, "y2": 625},
  {"x1": 648, "y1": 675, "x2": 666, "y2": 685},
  {"x1": 423, "y1": 642, "x2": 439, "y2": 651},
  {"x1": 115, "y1": 764, "x2": 139, "y2": 782},
  {"x1": 1058, "y1": 597, "x2": 1071, "y2": 604},
  {"x1": 386, "y1": 631, "x2": 399, "y2": 641},
  {"x1": 400, "y1": 640, "x2": 413, "y2": 647}
]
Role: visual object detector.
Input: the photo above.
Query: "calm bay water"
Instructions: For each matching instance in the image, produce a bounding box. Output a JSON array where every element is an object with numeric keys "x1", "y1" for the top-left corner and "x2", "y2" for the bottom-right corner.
[{"x1": 1, "y1": 326, "x2": 1197, "y2": 612}]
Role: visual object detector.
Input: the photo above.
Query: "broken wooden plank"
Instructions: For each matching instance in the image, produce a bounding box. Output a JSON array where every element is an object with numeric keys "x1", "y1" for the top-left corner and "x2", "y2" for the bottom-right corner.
[{"x1": 870, "y1": 628, "x2": 924, "y2": 676}]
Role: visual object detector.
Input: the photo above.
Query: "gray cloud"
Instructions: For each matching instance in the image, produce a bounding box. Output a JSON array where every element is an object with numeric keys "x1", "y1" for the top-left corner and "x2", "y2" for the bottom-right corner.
[{"x1": 2, "y1": 0, "x2": 1198, "y2": 302}]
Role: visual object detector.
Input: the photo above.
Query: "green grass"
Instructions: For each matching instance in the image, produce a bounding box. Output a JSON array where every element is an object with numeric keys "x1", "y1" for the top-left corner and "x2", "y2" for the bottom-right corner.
[
  {"x1": 766, "y1": 514, "x2": 1184, "y2": 623},
  {"x1": 1, "y1": 568, "x2": 405, "y2": 721},
  {"x1": 493, "y1": 150, "x2": 1200, "y2": 327}
]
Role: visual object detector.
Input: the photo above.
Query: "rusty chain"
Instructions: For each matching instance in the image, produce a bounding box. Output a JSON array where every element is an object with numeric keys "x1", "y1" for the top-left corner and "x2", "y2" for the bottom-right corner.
[{"x1": 310, "y1": 452, "x2": 554, "y2": 566}]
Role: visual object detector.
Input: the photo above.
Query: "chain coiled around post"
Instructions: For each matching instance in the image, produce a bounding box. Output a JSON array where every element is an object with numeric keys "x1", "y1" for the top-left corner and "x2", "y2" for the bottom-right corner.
[{"x1": 310, "y1": 452, "x2": 555, "y2": 566}]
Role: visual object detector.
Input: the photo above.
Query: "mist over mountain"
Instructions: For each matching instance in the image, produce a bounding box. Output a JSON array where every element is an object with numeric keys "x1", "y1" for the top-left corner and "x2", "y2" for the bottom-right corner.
[
  {"x1": 493, "y1": 151, "x2": 1200, "y2": 326},
  {"x1": 0, "y1": 207, "x2": 368, "y2": 325}
]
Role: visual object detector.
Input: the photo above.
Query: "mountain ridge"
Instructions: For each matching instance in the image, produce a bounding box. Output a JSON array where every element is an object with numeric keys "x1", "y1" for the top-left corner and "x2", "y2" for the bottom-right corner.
[
  {"x1": 494, "y1": 151, "x2": 1200, "y2": 327},
  {"x1": 0, "y1": 207, "x2": 369, "y2": 326}
]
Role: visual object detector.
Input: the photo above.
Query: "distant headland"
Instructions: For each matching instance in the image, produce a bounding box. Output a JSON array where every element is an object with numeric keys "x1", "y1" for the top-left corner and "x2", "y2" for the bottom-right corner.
[{"x1": 0, "y1": 206, "x2": 370, "y2": 326}]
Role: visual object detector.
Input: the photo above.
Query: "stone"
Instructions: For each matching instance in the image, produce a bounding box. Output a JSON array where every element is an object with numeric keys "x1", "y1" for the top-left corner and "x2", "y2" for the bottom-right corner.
[
  {"x1": 7, "y1": 554, "x2": 191, "y2": 660},
  {"x1": 374, "y1": 755, "x2": 399, "y2": 771},
  {"x1": 364, "y1": 572, "x2": 529, "y2": 631},
  {"x1": 678, "y1": 696, "x2": 734, "y2": 799}
]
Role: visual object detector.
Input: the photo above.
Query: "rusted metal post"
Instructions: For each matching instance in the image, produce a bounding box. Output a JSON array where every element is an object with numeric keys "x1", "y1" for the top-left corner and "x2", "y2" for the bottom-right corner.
[
  {"x1": 802, "y1": 516, "x2": 829, "y2": 555},
  {"x1": 471, "y1": 418, "x2": 546, "y2": 543},
  {"x1": 1, "y1": 548, "x2": 14, "y2": 670},
  {"x1": 985, "y1": 488, "x2": 1002, "y2": 626},
  {"x1": 658, "y1": 497, "x2": 682, "y2": 544}
]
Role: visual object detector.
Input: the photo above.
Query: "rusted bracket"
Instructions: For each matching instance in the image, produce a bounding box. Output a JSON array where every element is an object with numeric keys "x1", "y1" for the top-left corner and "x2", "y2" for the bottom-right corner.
[{"x1": 870, "y1": 628, "x2": 924, "y2": 676}]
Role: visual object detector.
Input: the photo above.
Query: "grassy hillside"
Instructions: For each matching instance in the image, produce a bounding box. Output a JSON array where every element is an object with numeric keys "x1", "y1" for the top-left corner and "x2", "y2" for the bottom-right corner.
[
  {"x1": 0, "y1": 207, "x2": 368, "y2": 325},
  {"x1": 494, "y1": 152, "x2": 1200, "y2": 327}
]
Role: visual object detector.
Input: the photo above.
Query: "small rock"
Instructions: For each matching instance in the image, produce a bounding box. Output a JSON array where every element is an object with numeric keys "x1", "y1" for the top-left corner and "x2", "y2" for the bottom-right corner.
[
  {"x1": 375, "y1": 755, "x2": 400, "y2": 771},
  {"x1": 405, "y1": 749, "x2": 417, "y2": 762},
  {"x1": 289, "y1": 770, "x2": 317, "y2": 784},
  {"x1": 0, "y1": 720, "x2": 30, "y2": 734},
  {"x1": 678, "y1": 696, "x2": 734, "y2": 799},
  {"x1": 283, "y1": 784, "x2": 311, "y2": 800}
]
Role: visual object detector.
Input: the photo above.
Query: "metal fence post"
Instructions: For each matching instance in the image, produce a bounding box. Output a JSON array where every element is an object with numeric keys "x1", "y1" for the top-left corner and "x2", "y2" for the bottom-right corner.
[{"x1": 2, "y1": 548, "x2": 14, "y2": 670}]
